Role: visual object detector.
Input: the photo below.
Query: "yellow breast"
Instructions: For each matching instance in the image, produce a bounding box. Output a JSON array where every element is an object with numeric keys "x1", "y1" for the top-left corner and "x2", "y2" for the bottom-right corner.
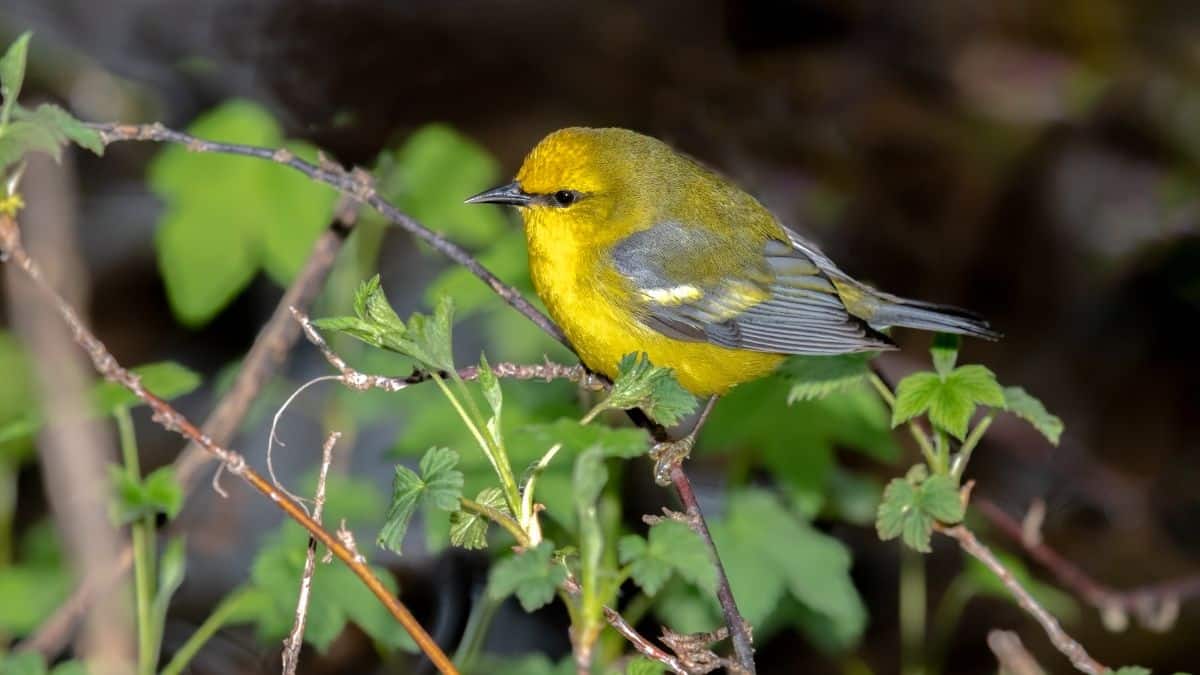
[{"x1": 523, "y1": 220, "x2": 783, "y2": 396}]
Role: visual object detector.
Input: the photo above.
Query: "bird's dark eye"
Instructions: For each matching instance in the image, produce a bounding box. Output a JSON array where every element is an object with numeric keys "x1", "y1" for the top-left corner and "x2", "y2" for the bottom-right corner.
[{"x1": 553, "y1": 190, "x2": 578, "y2": 207}]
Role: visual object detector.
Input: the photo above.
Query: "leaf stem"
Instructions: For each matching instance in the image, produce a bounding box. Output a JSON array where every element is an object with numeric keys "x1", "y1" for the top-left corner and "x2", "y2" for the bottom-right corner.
[
  {"x1": 458, "y1": 497, "x2": 529, "y2": 547},
  {"x1": 900, "y1": 544, "x2": 927, "y2": 675},
  {"x1": 432, "y1": 374, "x2": 521, "y2": 514},
  {"x1": 159, "y1": 587, "x2": 256, "y2": 675},
  {"x1": 452, "y1": 585, "x2": 502, "y2": 672},
  {"x1": 951, "y1": 413, "x2": 993, "y2": 482},
  {"x1": 449, "y1": 373, "x2": 520, "y2": 514},
  {"x1": 934, "y1": 429, "x2": 950, "y2": 476},
  {"x1": 117, "y1": 406, "x2": 157, "y2": 675}
]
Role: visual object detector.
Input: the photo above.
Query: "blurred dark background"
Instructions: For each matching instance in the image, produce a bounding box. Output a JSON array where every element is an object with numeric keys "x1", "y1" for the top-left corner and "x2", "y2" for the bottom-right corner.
[{"x1": 1, "y1": 0, "x2": 1198, "y2": 673}]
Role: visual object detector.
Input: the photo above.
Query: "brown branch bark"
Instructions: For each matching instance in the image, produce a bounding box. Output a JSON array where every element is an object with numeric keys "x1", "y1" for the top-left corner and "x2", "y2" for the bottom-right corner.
[
  {"x1": 0, "y1": 214, "x2": 458, "y2": 675},
  {"x1": 939, "y1": 524, "x2": 1106, "y2": 675}
]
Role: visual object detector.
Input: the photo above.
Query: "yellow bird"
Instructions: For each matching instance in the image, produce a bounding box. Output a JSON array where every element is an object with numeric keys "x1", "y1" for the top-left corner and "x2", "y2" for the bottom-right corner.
[{"x1": 467, "y1": 126, "x2": 998, "y2": 400}]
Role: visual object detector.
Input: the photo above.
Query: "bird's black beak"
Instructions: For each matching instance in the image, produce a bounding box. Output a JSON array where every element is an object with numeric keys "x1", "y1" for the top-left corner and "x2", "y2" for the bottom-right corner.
[{"x1": 464, "y1": 181, "x2": 533, "y2": 206}]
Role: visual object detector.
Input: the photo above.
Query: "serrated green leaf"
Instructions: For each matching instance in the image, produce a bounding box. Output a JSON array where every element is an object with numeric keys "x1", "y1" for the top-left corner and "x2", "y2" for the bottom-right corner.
[
  {"x1": 875, "y1": 478, "x2": 916, "y2": 543},
  {"x1": 92, "y1": 361, "x2": 202, "y2": 416},
  {"x1": 514, "y1": 418, "x2": 646, "y2": 460},
  {"x1": 319, "y1": 280, "x2": 457, "y2": 372},
  {"x1": 619, "y1": 519, "x2": 715, "y2": 596},
  {"x1": 11, "y1": 104, "x2": 103, "y2": 156},
  {"x1": 149, "y1": 100, "x2": 336, "y2": 326},
  {"x1": 450, "y1": 487, "x2": 507, "y2": 550},
  {"x1": 600, "y1": 352, "x2": 697, "y2": 426},
  {"x1": 377, "y1": 447, "x2": 463, "y2": 553},
  {"x1": 1003, "y1": 386, "x2": 1063, "y2": 445},
  {"x1": 489, "y1": 541, "x2": 567, "y2": 612},
  {"x1": 892, "y1": 364, "x2": 1004, "y2": 439},
  {"x1": 920, "y1": 475, "x2": 964, "y2": 524},
  {"x1": 930, "y1": 333, "x2": 960, "y2": 377},
  {"x1": 782, "y1": 353, "x2": 874, "y2": 403},
  {"x1": 0, "y1": 32, "x2": 32, "y2": 127},
  {"x1": 108, "y1": 465, "x2": 183, "y2": 525},
  {"x1": 0, "y1": 120, "x2": 62, "y2": 170}
]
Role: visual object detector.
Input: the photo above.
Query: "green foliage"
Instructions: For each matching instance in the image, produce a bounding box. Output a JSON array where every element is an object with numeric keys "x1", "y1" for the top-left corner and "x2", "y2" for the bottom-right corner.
[
  {"x1": 592, "y1": 352, "x2": 697, "y2": 426},
  {"x1": 619, "y1": 519, "x2": 715, "y2": 595},
  {"x1": 892, "y1": 365, "x2": 1005, "y2": 440},
  {"x1": 0, "y1": 33, "x2": 105, "y2": 173},
  {"x1": 1003, "y1": 386, "x2": 1063, "y2": 445},
  {"x1": 243, "y1": 521, "x2": 417, "y2": 653},
  {"x1": 0, "y1": 520, "x2": 69, "y2": 637},
  {"x1": 962, "y1": 551, "x2": 1078, "y2": 622},
  {"x1": 484, "y1": 655, "x2": 575, "y2": 675},
  {"x1": 514, "y1": 419, "x2": 646, "y2": 460},
  {"x1": 378, "y1": 447, "x2": 464, "y2": 553},
  {"x1": 450, "y1": 487, "x2": 508, "y2": 550},
  {"x1": 0, "y1": 331, "x2": 34, "y2": 463},
  {"x1": 315, "y1": 277, "x2": 456, "y2": 372},
  {"x1": 626, "y1": 658, "x2": 667, "y2": 675},
  {"x1": 705, "y1": 375, "x2": 897, "y2": 514},
  {"x1": 876, "y1": 474, "x2": 964, "y2": 553},
  {"x1": 781, "y1": 353, "x2": 874, "y2": 403},
  {"x1": 656, "y1": 488, "x2": 866, "y2": 650},
  {"x1": 373, "y1": 124, "x2": 507, "y2": 247},
  {"x1": 108, "y1": 465, "x2": 183, "y2": 525},
  {"x1": 489, "y1": 541, "x2": 567, "y2": 612},
  {"x1": 0, "y1": 360, "x2": 200, "y2": 447},
  {"x1": 148, "y1": 100, "x2": 337, "y2": 325},
  {"x1": 1108, "y1": 669, "x2": 1151, "y2": 675}
]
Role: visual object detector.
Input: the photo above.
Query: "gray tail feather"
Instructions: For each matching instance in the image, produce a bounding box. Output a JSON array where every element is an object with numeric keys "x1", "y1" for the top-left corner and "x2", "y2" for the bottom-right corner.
[{"x1": 870, "y1": 295, "x2": 1001, "y2": 341}]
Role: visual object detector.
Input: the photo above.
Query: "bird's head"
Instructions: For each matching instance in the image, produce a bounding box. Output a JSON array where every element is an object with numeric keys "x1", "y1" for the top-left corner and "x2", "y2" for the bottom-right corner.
[{"x1": 466, "y1": 127, "x2": 669, "y2": 238}]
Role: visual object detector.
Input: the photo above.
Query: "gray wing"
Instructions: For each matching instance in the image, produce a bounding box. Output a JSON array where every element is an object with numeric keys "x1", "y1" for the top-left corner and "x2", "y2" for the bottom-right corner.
[{"x1": 609, "y1": 221, "x2": 895, "y2": 355}]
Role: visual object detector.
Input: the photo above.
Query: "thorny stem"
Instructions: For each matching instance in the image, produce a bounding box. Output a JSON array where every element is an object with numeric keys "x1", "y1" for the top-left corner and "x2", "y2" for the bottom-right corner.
[
  {"x1": 115, "y1": 407, "x2": 156, "y2": 675},
  {"x1": 0, "y1": 214, "x2": 459, "y2": 675},
  {"x1": 939, "y1": 524, "x2": 1106, "y2": 674}
]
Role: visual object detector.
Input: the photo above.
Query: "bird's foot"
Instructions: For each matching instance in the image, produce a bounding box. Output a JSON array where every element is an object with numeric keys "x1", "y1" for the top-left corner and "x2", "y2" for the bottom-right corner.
[{"x1": 650, "y1": 437, "x2": 694, "y2": 486}]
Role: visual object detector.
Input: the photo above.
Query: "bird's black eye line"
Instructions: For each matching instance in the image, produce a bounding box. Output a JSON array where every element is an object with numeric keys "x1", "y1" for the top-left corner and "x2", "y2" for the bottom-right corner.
[{"x1": 552, "y1": 190, "x2": 579, "y2": 207}]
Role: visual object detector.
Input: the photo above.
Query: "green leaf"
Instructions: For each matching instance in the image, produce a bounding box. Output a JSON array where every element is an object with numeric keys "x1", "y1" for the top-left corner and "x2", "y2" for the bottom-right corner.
[
  {"x1": 0, "y1": 651, "x2": 46, "y2": 675},
  {"x1": 712, "y1": 489, "x2": 866, "y2": 647},
  {"x1": 875, "y1": 474, "x2": 963, "y2": 553},
  {"x1": 1003, "y1": 386, "x2": 1064, "y2": 445},
  {"x1": 0, "y1": 520, "x2": 70, "y2": 637},
  {"x1": 514, "y1": 418, "x2": 646, "y2": 460},
  {"x1": 891, "y1": 364, "x2": 1005, "y2": 439},
  {"x1": 930, "y1": 333, "x2": 960, "y2": 377},
  {"x1": 0, "y1": 32, "x2": 32, "y2": 127},
  {"x1": 152, "y1": 536, "x2": 187, "y2": 655},
  {"x1": 781, "y1": 353, "x2": 874, "y2": 403},
  {"x1": 382, "y1": 124, "x2": 507, "y2": 247},
  {"x1": 108, "y1": 465, "x2": 183, "y2": 525},
  {"x1": 148, "y1": 100, "x2": 337, "y2": 325},
  {"x1": 619, "y1": 519, "x2": 715, "y2": 596},
  {"x1": 626, "y1": 657, "x2": 667, "y2": 675},
  {"x1": 450, "y1": 487, "x2": 508, "y2": 550},
  {"x1": 572, "y1": 446, "x2": 608, "y2": 510},
  {"x1": 246, "y1": 522, "x2": 416, "y2": 653},
  {"x1": 489, "y1": 541, "x2": 567, "y2": 612},
  {"x1": 317, "y1": 279, "x2": 457, "y2": 372},
  {"x1": 377, "y1": 447, "x2": 464, "y2": 553},
  {"x1": 92, "y1": 361, "x2": 202, "y2": 415},
  {"x1": 600, "y1": 352, "x2": 697, "y2": 426},
  {"x1": 12, "y1": 104, "x2": 103, "y2": 155},
  {"x1": 0, "y1": 331, "x2": 35, "y2": 464}
]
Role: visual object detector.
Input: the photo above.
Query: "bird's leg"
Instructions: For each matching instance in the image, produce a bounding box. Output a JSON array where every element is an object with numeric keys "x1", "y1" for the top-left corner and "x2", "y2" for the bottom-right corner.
[{"x1": 650, "y1": 395, "x2": 719, "y2": 486}]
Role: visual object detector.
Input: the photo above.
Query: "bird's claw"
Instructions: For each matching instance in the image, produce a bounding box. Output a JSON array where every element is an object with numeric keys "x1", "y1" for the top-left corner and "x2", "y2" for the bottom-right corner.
[{"x1": 650, "y1": 437, "x2": 694, "y2": 486}]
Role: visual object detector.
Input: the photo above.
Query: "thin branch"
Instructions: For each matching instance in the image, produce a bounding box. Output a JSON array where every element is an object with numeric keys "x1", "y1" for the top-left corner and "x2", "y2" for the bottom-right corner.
[
  {"x1": 975, "y1": 497, "x2": 1199, "y2": 631},
  {"x1": 0, "y1": 215, "x2": 458, "y2": 675},
  {"x1": 290, "y1": 307, "x2": 606, "y2": 392},
  {"x1": 91, "y1": 122, "x2": 565, "y2": 345},
  {"x1": 17, "y1": 210, "x2": 355, "y2": 659},
  {"x1": 939, "y1": 524, "x2": 1106, "y2": 675},
  {"x1": 602, "y1": 607, "x2": 691, "y2": 675},
  {"x1": 282, "y1": 431, "x2": 340, "y2": 675},
  {"x1": 667, "y1": 464, "x2": 755, "y2": 674}
]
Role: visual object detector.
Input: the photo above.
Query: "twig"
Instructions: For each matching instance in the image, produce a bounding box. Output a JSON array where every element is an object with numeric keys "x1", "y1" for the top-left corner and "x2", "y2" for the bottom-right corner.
[
  {"x1": 17, "y1": 210, "x2": 355, "y2": 659},
  {"x1": 602, "y1": 607, "x2": 691, "y2": 675},
  {"x1": 939, "y1": 524, "x2": 1106, "y2": 675},
  {"x1": 282, "y1": 431, "x2": 340, "y2": 675},
  {"x1": 975, "y1": 497, "x2": 1198, "y2": 631},
  {"x1": 91, "y1": 122, "x2": 565, "y2": 345},
  {"x1": 92, "y1": 120, "x2": 754, "y2": 672},
  {"x1": 667, "y1": 464, "x2": 755, "y2": 674},
  {"x1": 290, "y1": 307, "x2": 606, "y2": 392},
  {"x1": 0, "y1": 214, "x2": 459, "y2": 675},
  {"x1": 987, "y1": 629, "x2": 1046, "y2": 675}
]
